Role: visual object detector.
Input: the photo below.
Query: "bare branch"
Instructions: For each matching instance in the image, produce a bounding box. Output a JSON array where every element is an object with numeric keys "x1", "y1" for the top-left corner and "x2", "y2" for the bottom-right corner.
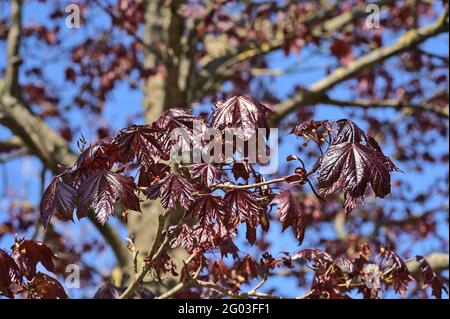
[
  {"x1": 192, "y1": 279, "x2": 281, "y2": 299},
  {"x1": 406, "y1": 252, "x2": 449, "y2": 276},
  {"x1": 3, "y1": 0, "x2": 22, "y2": 96},
  {"x1": 272, "y1": 10, "x2": 449, "y2": 124},
  {"x1": 0, "y1": 1, "x2": 131, "y2": 271},
  {"x1": 192, "y1": 0, "x2": 395, "y2": 100},
  {"x1": 119, "y1": 212, "x2": 172, "y2": 299},
  {"x1": 320, "y1": 96, "x2": 449, "y2": 119}
]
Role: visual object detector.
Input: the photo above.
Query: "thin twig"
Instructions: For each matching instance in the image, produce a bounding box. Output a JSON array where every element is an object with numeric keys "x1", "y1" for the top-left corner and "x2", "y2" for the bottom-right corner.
[
  {"x1": 119, "y1": 212, "x2": 170, "y2": 299},
  {"x1": 193, "y1": 279, "x2": 282, "y2": 299}
]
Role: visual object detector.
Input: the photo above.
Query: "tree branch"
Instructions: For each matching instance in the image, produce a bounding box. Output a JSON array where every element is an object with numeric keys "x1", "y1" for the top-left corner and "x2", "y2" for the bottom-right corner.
[
  {"x1": 0, "y1": 0, "x2": 130, "y2": 270},
  {"x1": 192, "y1": 0, "x2": 395, "y2": 101},
  {"x1": 320, "y1": 96, "x2": 449, "y2": 118},
  {"x1": 3, "y1": 0, "x2": 22, "y2": 96},
  {"x1": 406, "y1": 252, "x2": 449, "y2": 276},
  {"x1": 212, "y1": 176, "x2": 287, "y2": 190},
  {"x1": 119, "y1": 212, "x2": 172, "y2": 299},
  {"x1": 192, "y1": 279, "x2": 281, "y2": 299},
  {"x1": 0, "y1": 136, "x2": 23, "y2": 152},
  {"x1": 272, "y1": 10, "x2": 449, "y2": 124}
]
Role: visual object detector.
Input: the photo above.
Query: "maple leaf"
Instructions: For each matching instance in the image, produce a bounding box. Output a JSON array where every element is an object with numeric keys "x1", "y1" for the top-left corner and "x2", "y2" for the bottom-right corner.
[
  {"x1": 330, "y1": 119, "x2": 366, "y2": 145},
  {"x1": 77, "y1": 170, "x2": 141, "y2": 224},
  {"x1": 40, "y1": 175, "x2": 77, "y2": 227},
  {"x1": 137, "y1": 163, "x2": 171, "y2": 187},
  {"x1": 153, "y1": 108, "x2": 200, "y2": 132},
  {"x1": 271, "y1": 189, "x2": 306, "y2": 244},
  {"x1": 383, "y1": 250, "x2": 413, "y2": 296},
  {"x1": 189, "y1": 163, "x2": 224, "y2": 187},
  {"x1": 318, "y1": 142, "x2": 396, "y2": 214},
  {"x1": 27, "y1": 273, "x2": 68, "y2": 299},
  {"x1": 186, "y1": 194, "x2": 227, "y2": 228},
  {"x1": 223, "y1": 189, "x2": 266, "y2": 244},
  {"x1": 223, "y1": 189, "x2": 262, "y2": 226},
  {"x1": 416, "y1": 255, "x2": 448, "y2": 299},
  {"x1": 12, "y1": 239, "x2": 55, "y2": 279},
  {"x1": 236, "y1": 255, "x2": 258, "y2": 280},
  {"x1": 153, "y1": 108, "x2": 203, "y2": 154},
  {"x1": 71, "y1": 137, "x2": 117, "y2": 174},
  {"x1": 210, "y1": 96, "x2": 271, "y2": 140},
  {"x1": 146, "y1": 173, "x2": 194, "y2": 211},
  {"x1": 219, "y1": 238, "x2": 239, "y2": 259},
  {"x1": 171, "y1": 224, "x2": 212, "y2": 253},
  {"x1": 114, "y1": 124, "x2": 167, "y2": 169},
  {"x1": 0, "y1": 249, "x2": 21, "y2": 298},
  {"x1": 366, "y1": 136, "x2": 401, "y2": 173}
]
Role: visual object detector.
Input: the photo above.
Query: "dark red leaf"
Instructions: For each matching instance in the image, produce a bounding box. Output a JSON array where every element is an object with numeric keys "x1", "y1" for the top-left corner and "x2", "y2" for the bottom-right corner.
[
  {"x1": 219, "y1": 238, "x2": 239, "y2": 259},
  {"x1": 171, "y1": 223, "x2": 228, "y2": 253},
  {"x1": 0, "y1": 249, "x2": 21, "y2": 298},
  {"x1": 12, "y1": 239, "x2": 55, "y2": 279},
  {"x1": 416, "y1": 255, "x2": 448, "y2": 299},
  {"x1": 366, "y1": 135, "x2": 402, "y2": 173},
  {"x1": 71, "y1": 137, "x2": 117, "y2": 174},
  {"x1": 114, "y1": 124, "x2": 167, "y2": 169},
  {"x1": 186, "y1": 194, "x2": 227, "y2": 229},
  {"x1": 77, "y1": 170, "x2": 141, "y2": 224},
  {"x1": 383, "y1": 250, "x2": 413, "y2": 296},
  {"x1": 153, "y1": 108, "x2": 199, "y2": 132},
  {"x1": 189, "y1": 163, "x2": 224, "y2": 186},
  {"x1": 210, "y1": 96, "x2": 271, "y2": 140},
  {"x1": 332, "y1": 119, "x2": 366, "y2": 145},
  {"x1": 223, "y1": 189, "x2": 262, "y2": 226},
  {"x1": 147, "y1": 173, "x2": 194, "y2": 211},
  {"x1": 236, "y1": 255, "x2": 258, "y2": 280},
  {"x1": 137, "y1": 163, "x2": 171, "y2": 187},
  {"x1": 318, "y1": 142, "x2": 396, "y2": 214},
  {"x1": 271, "y1": 190, "x2": 306, "y2": 244},
  {"x1": 223, "y1": 189, "x2": 265, "y2": 244},
  {"x1": 144, "y1": 252, "x2": 178, "y2": 277},
  {"x1": 27, "y1": 273, "x2": 68, "y2": 299},
  {"x1": 153, "y1": 108, "x2": 202, "y2": 153},
  {"x1": 291, "y1": 119, "x2": 332, "y2": 140},
  {"x1": 231, "y1": 162, "x2": 254, "y2": 180},
  {"x1": 40, "y1": 175, "x2": 77, "y2": 227}
]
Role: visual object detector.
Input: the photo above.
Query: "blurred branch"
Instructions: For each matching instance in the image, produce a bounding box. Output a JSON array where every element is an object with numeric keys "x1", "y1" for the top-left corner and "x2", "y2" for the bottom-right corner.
[
  {"x1": 0, "y1": 136, "x2": 23, "y2": 152},
  {"x1": 3, "y1": 0, "x2": 21, "y2": 96},
  {"x1": 272, "y1": 9, "x2": 449, "y2": 124},
  {"x1": 192, "y1": 279, "x2": 281, "y2": 299},
  {"x1": 119, "y1": 212, "x2": 172, "y2": 299},
  {"x1": 406, "y1": 252, "x2": 449, "y2": 276},
  {"x1": 192, "y1": 0, "x2": 395, "y2": 100},
  {"x1": 0, "y1": 0, "x2": 130, "y2": 271},
  {"x1": 320, "y1": 96, "x2": 449, "y2": 118}
]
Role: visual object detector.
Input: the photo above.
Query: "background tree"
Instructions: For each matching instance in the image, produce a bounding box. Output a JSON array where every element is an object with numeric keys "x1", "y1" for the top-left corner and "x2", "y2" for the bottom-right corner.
[{"x1": 0, "y1": 0, "x2": 448, "y2": 299}]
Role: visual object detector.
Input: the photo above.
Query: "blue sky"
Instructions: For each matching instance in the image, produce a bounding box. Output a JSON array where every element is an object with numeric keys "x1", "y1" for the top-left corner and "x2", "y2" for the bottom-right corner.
[{"x1": 0, "y1": 1, "x2": 448, "y2": 299}]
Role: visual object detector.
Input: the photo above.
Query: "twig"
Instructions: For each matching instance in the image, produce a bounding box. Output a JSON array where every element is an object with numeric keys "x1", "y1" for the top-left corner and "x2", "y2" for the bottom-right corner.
[
  {"x1": 156, "y1": 252, "x2": 201, "y2": 299},
  {"x1": 212, "y1": 177, "x2": 286, "y2": 190},
  {"x1": 119, "y1": 212, "x2": 170, "y2": 299},
  {"x1": 193, "y1": 279, "x2": 282, "y2": 299}
]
